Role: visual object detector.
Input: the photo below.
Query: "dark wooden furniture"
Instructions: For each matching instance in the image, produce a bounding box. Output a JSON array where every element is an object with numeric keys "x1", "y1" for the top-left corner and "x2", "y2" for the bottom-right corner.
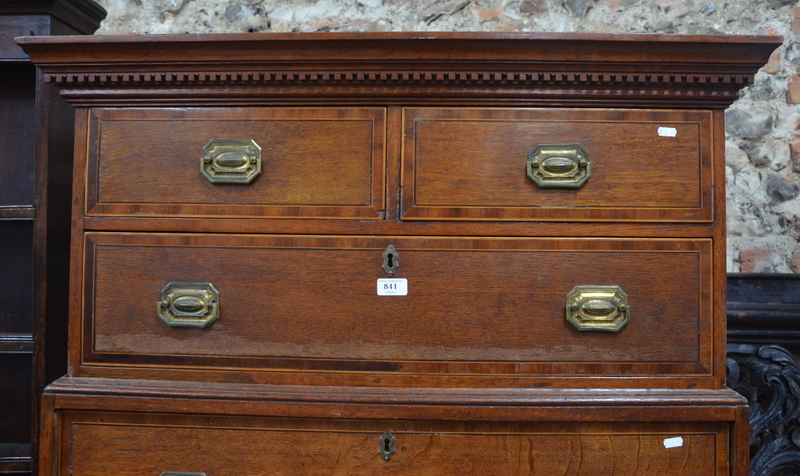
[
  {"x1": 0, "y1": 2, "x2": 104, "y2": 473},
  {"x1": 726, "y1": 274, "x2": 800, "y2": 476},
  {"x1": 728, "y1": 274, "x2": 800, "y2": 351},
  {"x1": 18, "y1": 33, "x2": 780, "y2": 475}
]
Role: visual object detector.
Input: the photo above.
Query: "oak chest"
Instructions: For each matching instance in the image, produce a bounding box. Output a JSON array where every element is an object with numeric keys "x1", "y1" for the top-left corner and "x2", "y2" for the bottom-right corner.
[{"x1": 18, "y1": 32, "x2": 780, "y2": 475}]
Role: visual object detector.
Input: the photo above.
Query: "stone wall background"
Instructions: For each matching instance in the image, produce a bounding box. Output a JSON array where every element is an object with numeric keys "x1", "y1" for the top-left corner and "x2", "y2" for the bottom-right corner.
[{"x1": 94, "y1": 0, "x2": 800, "y2": 273}]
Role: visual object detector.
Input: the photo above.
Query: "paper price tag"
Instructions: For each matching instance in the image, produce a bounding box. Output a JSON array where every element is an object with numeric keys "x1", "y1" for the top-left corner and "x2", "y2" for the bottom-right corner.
[
  {"x1": 658, "y1": 127, "x2": 678, "y2": 137},
  {"x1": 377, "y1": 278, "x2": 407, "y2": 296},
  {"x1": 663, "y1": 437, "x2": 684, "y2": 449}
]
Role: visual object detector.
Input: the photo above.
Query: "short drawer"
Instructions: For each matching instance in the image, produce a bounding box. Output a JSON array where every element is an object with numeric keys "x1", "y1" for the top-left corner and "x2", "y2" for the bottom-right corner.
[
  {"x1": 82, "y1": 233, "x2": 713, "y2": 383},
  {"x1": 402, "y1": 108, "x2": 712, "y2": 222},
  {"x1": 63, "y1": 412, "x2": 728, "y2": 475},
  {"x1": 85, "y1": 107, "x2": 386, "y2": 219}
]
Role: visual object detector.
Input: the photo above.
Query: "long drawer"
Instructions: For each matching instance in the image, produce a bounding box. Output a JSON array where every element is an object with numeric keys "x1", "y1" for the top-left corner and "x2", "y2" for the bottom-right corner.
[
  {"x1": 85, "y1": 107, "x2": 386, "y2": 219},
  {"x1": 80, "y1": 232, "x2": 713, "y2": 382},
  {"x1": 402, "y1": 108, "x2": 713, "y2": 222},
  {"x1": 62, "y1": 411, "x2": 728, "y2": 476}
]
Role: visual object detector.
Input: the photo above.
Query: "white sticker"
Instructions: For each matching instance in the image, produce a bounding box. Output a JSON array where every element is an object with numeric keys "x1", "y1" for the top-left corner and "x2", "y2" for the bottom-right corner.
[
  {"x1": 377, "y1": 278, "x2": 408, "y2": 296},
  {"x1": 663, "y1": 437, "x2": 684, "y2": 449},
  {"x1": 658, "y1": 127, "x2": 678, "y2": 137}
]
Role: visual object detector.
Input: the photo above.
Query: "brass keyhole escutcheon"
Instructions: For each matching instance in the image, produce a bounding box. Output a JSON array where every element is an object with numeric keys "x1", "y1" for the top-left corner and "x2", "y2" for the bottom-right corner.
[
  {"x1": 382, "y1": 245, "x2": 399, "y2": 276},
  {"x1": 379, "y1": 431, "x2": 396, "y2": 461}
]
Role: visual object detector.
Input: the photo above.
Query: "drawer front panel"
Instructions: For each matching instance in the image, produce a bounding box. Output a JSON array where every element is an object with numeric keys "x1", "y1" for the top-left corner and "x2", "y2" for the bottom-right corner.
[
  {"x1": 403, "y1": 108, "x2": 712, "y2": 222},
  {"x1": 86, "y1": 108, "x2": 386, "y2": 219},
  {"x1": 84, "y1": 233, "x2": 712, "y2": 378},
  {"x1": 64, "y1": 413, "x2": 726, "y2": 476}
]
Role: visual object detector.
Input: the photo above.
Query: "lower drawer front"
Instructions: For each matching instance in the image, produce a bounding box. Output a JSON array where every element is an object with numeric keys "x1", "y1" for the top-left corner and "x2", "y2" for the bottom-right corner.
[
  {"x1": 64, "y1": 413, "x2": 727, "y2": 475},
  {"x1": 83, "y1": 233, "x2": 713, "y2": 379}
]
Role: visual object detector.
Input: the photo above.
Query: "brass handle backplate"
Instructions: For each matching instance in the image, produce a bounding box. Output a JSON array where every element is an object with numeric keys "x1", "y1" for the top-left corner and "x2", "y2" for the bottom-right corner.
[
  {"x1": 566, "y1": 285, "x2": 629, "y2": 332},
  {"x1": 158, "y1": 282, "x2": 219, "y2": 328},
  {"x1": 527, "y1": 144, "x2": 591, "y2": 189},
  {"x1": 201, "y1": 139, "x2": 261, "y2": 184}
]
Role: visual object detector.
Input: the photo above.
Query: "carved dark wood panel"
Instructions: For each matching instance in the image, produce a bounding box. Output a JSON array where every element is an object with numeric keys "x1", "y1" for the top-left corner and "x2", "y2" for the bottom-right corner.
[
  {"x1": 727, "y1": 274, "x2": 800, "y2": 475},
  {"x1": 728, "y1": 344, "x2": 800, "y2": 476}
]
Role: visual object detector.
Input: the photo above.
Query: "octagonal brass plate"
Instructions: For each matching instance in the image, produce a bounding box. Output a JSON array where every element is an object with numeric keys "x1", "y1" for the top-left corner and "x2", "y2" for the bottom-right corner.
[
  {"x1": 201, "y1": 139, "x2": 261, "y2": 184},
  {"x1": 527, "y1": 144, "x2": 591, "y2": 189},
  {"x1": 566, "y1": 285, "x2": 629, "y2": 332},
  {"x1": 157, "y1": 282, "x2": 219, "y2": 328}
]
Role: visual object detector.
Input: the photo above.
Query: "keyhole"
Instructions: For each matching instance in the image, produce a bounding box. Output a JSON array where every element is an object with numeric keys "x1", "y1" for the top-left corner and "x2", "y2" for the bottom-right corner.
[
  {"x1": 382, "y1": 245, "x2": 399, "y2": 276},
  {"x1": 379, "y1": 430, "x2": 396, "y2": 461}
]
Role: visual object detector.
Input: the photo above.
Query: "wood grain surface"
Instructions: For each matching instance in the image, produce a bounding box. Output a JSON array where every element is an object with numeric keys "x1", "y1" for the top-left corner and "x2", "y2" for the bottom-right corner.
[
  {"x1": 63, "y1": 411, "x2": 728, "y2": 476},
  {"x1": 403, "y1": 108, "x2": 711, "y2": 222},
  {"x1": 86, "y1": 107, "x2": 386, "y2": 219},
  {"x1": 82, "y1": 233, "x2": 712, "y2": 379}
]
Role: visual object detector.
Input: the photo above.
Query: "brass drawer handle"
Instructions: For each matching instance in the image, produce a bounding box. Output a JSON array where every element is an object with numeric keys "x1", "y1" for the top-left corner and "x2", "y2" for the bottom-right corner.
[
  {"x1": 201, "y1": 139, "x2": 261, "y2": 184},
  {"x1": 158, "y1": 282, "x2": 220, "y2": 328},
  {"x1": 566, "y1": 285, "x2": 629, "y2": 332},
  {"x1": 527, "y1": 144, "x2": 591, "y2": 188}
]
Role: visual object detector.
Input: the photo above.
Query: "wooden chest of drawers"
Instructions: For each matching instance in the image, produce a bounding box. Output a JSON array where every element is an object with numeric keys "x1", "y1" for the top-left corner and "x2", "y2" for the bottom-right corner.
[{"x1": 19, "y1": 32, "x2": 780, "y2": 475}]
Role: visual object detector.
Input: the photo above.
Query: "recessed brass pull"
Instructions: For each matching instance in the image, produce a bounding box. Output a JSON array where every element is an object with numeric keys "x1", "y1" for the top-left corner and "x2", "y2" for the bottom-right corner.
[
  {"x1": 527, "y1": 144, "x2": 591, "y2": 188},
  {"x1": 379, "y1": 431, "x2": 396, "y2": 461},
  {"x1": 157, "y1": 282, "x2": 219, "y2": 328},
  {"x1": 566, "y1": 285, "x2": 629, "y2": 332},
  {"x1": 201, "y1": 139, "x2": 261, "y2": 184},
  {"x1": 382, "y1": 245, "x2": 399, "y2": 276}
]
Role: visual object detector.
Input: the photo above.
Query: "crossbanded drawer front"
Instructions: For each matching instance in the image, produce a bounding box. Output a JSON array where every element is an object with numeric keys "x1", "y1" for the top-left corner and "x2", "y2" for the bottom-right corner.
[
  {"x1": 83, "y1": 233, "x2": 712, "y2": 378},
  {"x1": 64, "y1": 412, "x2": 727, "y2": 476},
  {"x1": 85, "y1": 108, "x2": 386, "y2": 219},
  {"x1": 402, "y1": 108, "x2": 712, "y2": 222}
]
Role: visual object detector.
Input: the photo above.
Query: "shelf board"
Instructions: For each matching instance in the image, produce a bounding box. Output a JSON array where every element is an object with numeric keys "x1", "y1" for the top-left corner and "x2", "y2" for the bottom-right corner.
[
  {"x1": 0, "y1": 442, "x2": 32, "y2": 475},
  {"x1": 0, "y1": 335, "x2": 34, "y2": 353},
  {"x1": 0, "y1": 207, "x2": 35, "y2": 220}
]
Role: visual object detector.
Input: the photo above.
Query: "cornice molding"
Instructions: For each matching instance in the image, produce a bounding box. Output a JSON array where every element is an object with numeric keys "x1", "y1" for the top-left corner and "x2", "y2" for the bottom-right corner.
[
  {"x1": 38, "y1": 68, "x2": 755, "y2": 108},
  {"x1": 16, "y1": 32, "x2": 780, "y2": 107},
  {"x1": 43, "y1": 70, "x2": 754, "y2": 88}
]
